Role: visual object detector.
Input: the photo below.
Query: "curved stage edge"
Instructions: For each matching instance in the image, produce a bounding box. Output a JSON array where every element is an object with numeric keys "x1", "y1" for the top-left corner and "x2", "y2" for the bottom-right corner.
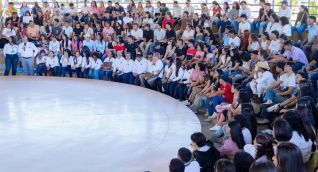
[{"x1": 0, "y1": 76, "x2": 201, "y2": 172}]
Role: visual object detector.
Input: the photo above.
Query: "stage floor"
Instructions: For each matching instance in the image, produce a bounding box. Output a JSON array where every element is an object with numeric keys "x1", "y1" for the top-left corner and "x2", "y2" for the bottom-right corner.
[{"x1": 0, "y1": 77, "x2": 201, "y2": 172}]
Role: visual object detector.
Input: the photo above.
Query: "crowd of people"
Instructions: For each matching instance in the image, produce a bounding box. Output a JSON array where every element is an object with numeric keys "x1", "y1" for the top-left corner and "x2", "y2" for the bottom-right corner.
[{"x1": 1, "y1": 0, "x2": 318, "y2": 171}]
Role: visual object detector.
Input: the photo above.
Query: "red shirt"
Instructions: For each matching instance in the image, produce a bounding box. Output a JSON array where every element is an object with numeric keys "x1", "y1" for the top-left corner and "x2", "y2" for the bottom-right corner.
[
  {"x1": 221, "y1": 82, "x2": 233, "y2": 104},
  {"x1": 114, "y1": 44, "x2": 126, "y2": 52},
  {"x1": 186, "y1": 48, "x2": 197, "y2": 56},
  {"x1": 162, "y1": 18, "x2": 175, "y2": 29},
  {"x1": 213, "y1": 7, "x2": 221, "y2": 16}
]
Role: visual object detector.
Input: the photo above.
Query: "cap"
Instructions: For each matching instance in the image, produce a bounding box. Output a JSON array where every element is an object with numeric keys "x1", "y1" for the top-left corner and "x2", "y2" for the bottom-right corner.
[{"x1": 257, "y1": 61, "x2": 270, "y2": 70}]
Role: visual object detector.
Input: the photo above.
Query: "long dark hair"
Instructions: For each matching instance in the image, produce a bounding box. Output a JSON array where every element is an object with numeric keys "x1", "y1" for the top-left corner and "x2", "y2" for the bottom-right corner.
[
  {"x1": 297, "y1": 97, "x2": 318, "y2": 137},
  {"x1": 276, "y1": 142, "x2": 305, "y2": 172},
  {"x1": 254, "y1": 133, "x2": 274, "y2": 161},
  {"x1": 228, "y1": 120, "x2": 245, "y2": 149},
  {"x1": 175, "y1": 58, "x2": 182, "y2": 77},
  {"x1": 283, "y1": 110, "x2": 312, "y2": 142},
  {"x1": 61, "y1": 34, "x2": 69, "y2": 48}
]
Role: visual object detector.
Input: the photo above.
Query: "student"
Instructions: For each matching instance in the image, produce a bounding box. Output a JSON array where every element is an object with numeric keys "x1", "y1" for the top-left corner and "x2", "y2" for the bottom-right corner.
[
  {"x1": 249, "y1": 161, "x2": 278, "y2": 172},
  {"x1": 169, "y1": 158, "x2": 185, "y2": 172},
  {"x1": 3, "y1": 36, "x2": 19, "y2": 76},
  {"x1": 190, "y1": 132, "x2": 220, "y2": 172},
  {"x1": 60, "y1": 50, "x2": 71, "y2": 77},
  {"x1": 169, "y1": 58, "x2": 184, "y2": 97},
  {"x1": 233, "y1": 151, "x2": 255, "y2": 172},
  {"x1": 46, "y1": 51, "x2": 60, "y2": 76},
  {"x1": 88, "y1": 52, "x2": 103, "y2": 80},
  {"x1": 133, "y1": 53, "x2": 148, "y2": 85},
  {"x1": 253, "y1": 134, "x2": 274, "y2": 162},
  {"x1": 35, "y1": 50, "x2": 48, "y2": 76},
  {"x1": 273, "y1": 142, "x2": 306, "y2": 172},
  {"x1": 122, "y1": 53, "x2": 135, "y2": 84},
  {"x1": 214, "y1": 159, "x2": 236, "y2": 172},
  {"x1": 177, "y1": 147, "x2": 200, "y2": 172},
  {"x1": 71, "y1": 51, "x2": 83, "y2": 78},
  {"x1": 102, "y1": 51, "x2": 116, "y2": 81},
  {"x1": 227, "y1": 30, "x2": 241, "y2": 50},
  {"x1": 283, "y1": 40, "x2": 308, "y2": 72},
  {"x1": 268, "y1": 30, "x2": 281, "y2": 56},
  {"x1": 238, "y1": 14, "x2": 250, "y2": 37},
  {"x1": 81, "y1": 52, "x2": 91, "y2": 78},
  {"x1": 112, "y1": 51, "x2": 126, "y2": 82}
]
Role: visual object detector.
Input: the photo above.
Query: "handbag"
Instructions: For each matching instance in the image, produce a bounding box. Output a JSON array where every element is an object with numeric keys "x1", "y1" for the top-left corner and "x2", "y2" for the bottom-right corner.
[{"x1": 147, "y1": 67, "x2": 164, "y2": 87}]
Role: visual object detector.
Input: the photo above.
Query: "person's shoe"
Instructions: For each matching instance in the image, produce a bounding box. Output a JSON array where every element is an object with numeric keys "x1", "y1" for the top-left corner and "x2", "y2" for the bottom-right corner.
[
  {"x1": 257, "y1": 118, "x2": 270, "y2": 125},
  {"x1": 262, "y1": 100, "x2": 273, "y2": 105},
  {"x1": 211, "y1": 112, "x2": 217, "y2": 119},
  {"x1": 267, "y1": 104, "x2": 280, "y2": 112},
  {"x1": 209, "y1": 125, "x2": 221, "y2": 131},
  {"x1": 181, "y1": 100, "x2": 190, "y2": 106},
  {"x1": 204, "y1": 116, "x2": 214, "y2": 122}
]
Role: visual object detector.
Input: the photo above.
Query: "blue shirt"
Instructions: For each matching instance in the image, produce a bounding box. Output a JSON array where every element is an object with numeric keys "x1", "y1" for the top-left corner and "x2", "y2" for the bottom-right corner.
[
  {"x1": 94, "y1": 41, "x2": 106, "y2": 53},
  {"x1": 307, "y1": 25, "x2": 318, "y2": 42},
  {"x1": 20, "y1": 7, "x2": 30, "y2": 16},
  {"x1": 223, "y1": 34, "x2": 230, "y2": 47},
  {"x1": 83, "y1": 40, "x2": 95, "y2": 50},
  {"x1": 219, "y1": 21, "x2": 232, "y2": 33}
]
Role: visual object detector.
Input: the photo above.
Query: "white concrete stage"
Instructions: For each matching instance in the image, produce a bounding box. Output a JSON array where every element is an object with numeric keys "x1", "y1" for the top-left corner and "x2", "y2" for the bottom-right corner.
[{"x1": 0, "y1": 77, "x2": 201, "y2": 172}]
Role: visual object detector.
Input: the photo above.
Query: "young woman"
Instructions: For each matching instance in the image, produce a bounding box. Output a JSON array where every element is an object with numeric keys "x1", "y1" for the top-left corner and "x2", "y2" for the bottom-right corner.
[
  {"x1": 142, "y1": 11, "x2": 154, "y2": 27},
  {"x1": 292, "y1": 5, "x2": 308, "y2": 41},
  {"x1": 88, "y1": 52, "x2": 103, "y2": 80},
  {"x1": 40, "y1": 21, "x2": 52, "y2": 38},
  {"x1": 19, "y1": 2, "x2": 30, "y2": 17},
  {"x1": 46, "y1": 51, "x2": 60, "y2": 76},
  {"x1": 220, "y1": 120, "x2": 245, "y2": 160},
  {"x1": 94, "y1": 34, "x2": 106, "y2": 55},
  {"x1": 248, "y1": 33, "x2": 260, "y2": 52},
  {"x1": 71, "y1": 35, "x2": 83, "y2": 55},
  {"x1": 60, "y1": 50, "x2": 72, "y2": 77},
  {"x1": 81, "y1": 52, "x2": 91, "y2": 78},
  {"x1": 260, "y1": 32, "x2": 271, "y2": 51},
  {"x1": 253, "y1": 133, "x2": 274, "y2": 162},
  {"x1": 194, "y1": 26, "x2": 204, "y2": 42},
  {"x1": 273, "y1": 142, "x2": 306, "y2": 172},
  {"x1": 164, "y1": 39, "x2": 176, "y2": 59},
  {"x1": 162, "y1": 57, "x2": 174, "y2": 95},
  {"x1": 280, "y1": 16, "x2": 291, "y2": 37},
  {"x1": 35, "y1": 50, "x2": 48, "y2": 76},
  {"x1": 168, "y1": 58, "x2": 184, "y2": 97},
  {"x1": 211, "y1": 1, "x2": 222, "y2": 28},
  {"x1": 265, "y1": 13, "x2": 281, "y2": 35},
  {"x1": 60, "y1": 34, "x2": 71, "y2": 53},
  {"x1": 72, "y1": 51, "x2": 83, "y2": 78},
  {"x1": 192, "y1": 13, "x2": 201, "y2": 29},
  {"x1": 229, "y1": 1, "x2": 240, "y2": 34},
  {"x1": 3, "y1": 36, "x2": 19, "y2": 76}
]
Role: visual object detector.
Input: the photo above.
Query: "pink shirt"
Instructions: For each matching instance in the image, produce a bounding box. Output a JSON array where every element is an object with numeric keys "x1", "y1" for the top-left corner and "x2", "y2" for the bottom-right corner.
[
  {"x1": 190, "y1": 70, "x2": 205, "y2": 82},
  {"x1": 219, "y1": 139, "x2": 239, "y2": 159},
  {"x1": 71, "y1": 41, "x2": 83, "y2": 53},
  {"x1": 90, "y1": 7, "x2": 99, "y2": 14},
  {"x1": 103, "y1": 27, "x2": 114, "y2": 37},
  {"x1": 195, "y1": 50, "x2": 205, "y2": 57}
]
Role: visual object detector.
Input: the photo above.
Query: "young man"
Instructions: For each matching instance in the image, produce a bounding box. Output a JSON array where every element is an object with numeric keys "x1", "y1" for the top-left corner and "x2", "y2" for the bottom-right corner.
[
  {"x1": 26, "y1": 20, "x2": 40, "y2": 42},
  {"x1": 177, "y1": 147, "x2": 200, "y2": 172},
  {"x1": 227, "y1": 30, "x2": 241, "y2": 50},
  {"x1": 303, "y1": 16, "x2": 318, "y2": 59},
  {"x1": 169, "y1": 158, "x2": 185, "y2": 172},
  {"x1": 268, "y1": 30, "x2": 281, "y2": 56},
  {"x1": 238, "y1": 14, "x2": 251, "y2": 36},
  {"x1": 218, "y1": 14, "x2": 231, "y2": 37},
  {"x1": 133, "y1": 53, "x2": 148, "y2": 86},
  {"x1": 278, "y1": 1, "x2": 292, "y2": 19},
  {"x1": 143, "y1": 52, "x2": 164, "y2": 91},
  {"x1": 139, "y1": 24, "x2": 154, "y2": 56},
  {"x1": 122, "y1": 53, "x2": 135, "y2": 84},
  {"x1": 239, "y1": 1, "x2": 251, "y2": 21},
  {"x1": 283, "y1": 40, "x2": 308, "y2": 72}
]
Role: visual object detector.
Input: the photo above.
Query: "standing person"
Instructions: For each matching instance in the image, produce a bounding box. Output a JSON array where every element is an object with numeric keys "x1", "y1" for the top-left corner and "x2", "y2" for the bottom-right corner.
[
  {"x1": 18, "y1": 36, "x2": 39, "y2": 75},
  {"x1": 3, "y1": 36, "x2": 19, "y2": 76}
]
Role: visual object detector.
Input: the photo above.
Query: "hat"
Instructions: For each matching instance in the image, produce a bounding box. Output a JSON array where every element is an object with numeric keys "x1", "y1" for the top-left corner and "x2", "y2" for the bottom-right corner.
[
  {"x1": 257, "y1": 61, "x2": 270, "y2": 70},
  {"x1": 276, "y1": 61, "x2": 286, "y2": 69},
  {"x1": 282, "y1": 0, "x2": 288, "y2": 4}
]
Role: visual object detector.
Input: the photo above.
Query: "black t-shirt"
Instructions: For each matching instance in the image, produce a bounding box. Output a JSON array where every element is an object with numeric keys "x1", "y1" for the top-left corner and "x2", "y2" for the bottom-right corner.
[
  {"x1": 143, "y1": 29, "x2": 154, "y2": 42},
  {"x1": 102, "y1": 16, "x2": 114, "y2": 25},
  {"x1": 175, "y1": 46, "x2": 187, "y2": 57},
  {"x1": 125, "y1": 42, "x2": 138, "y2": 59},
  {"x1": 94, "y1": 28, "x2": 103, "y2": 35},
  {"x1": 115, "y1": 27, "x2": 124, "y2": 36},
  {"x1": 166, "y1": 29, "x2": 176, "y2": 40},
  {"x1": 154, "y1": 47, "x2": 165, "y2": 56},
  {"x1": 73, "y1": 27, "x2": 83, "y2": 37}
]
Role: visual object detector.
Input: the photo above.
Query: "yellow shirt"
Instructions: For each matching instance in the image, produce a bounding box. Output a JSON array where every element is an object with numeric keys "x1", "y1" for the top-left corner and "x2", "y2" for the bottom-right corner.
[{"x1": 7, "y1": 6, "x2": 18, "y2": 16}]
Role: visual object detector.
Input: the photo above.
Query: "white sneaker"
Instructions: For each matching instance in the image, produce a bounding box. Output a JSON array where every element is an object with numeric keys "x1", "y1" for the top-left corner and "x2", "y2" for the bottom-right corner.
[
  {"x1": 204, "y1": 116, "x2": 214, "y2": 122},
  {"x1": 209, "y1": 125, "x2": 221, "y2": 131},
  {"x1": 181, "y1": 100, "x2": 190, "y2": 106},
  {"x1": 262, "y1": 100, "x2": 273, "y2": 105},
  {"x1": 257, "y1": 118, "x2": 270, "y2": 125},
  {"x1": 211, "y1": 112, "x2": 217, "y2": 119},
  {"x1": 267, "y1": 104, "x2": 280, "y2": 112}
]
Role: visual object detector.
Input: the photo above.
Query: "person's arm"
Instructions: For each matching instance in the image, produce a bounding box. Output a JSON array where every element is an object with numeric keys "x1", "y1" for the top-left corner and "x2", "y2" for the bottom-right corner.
[
  {"x1": 277, "y1": 86, "x2": 294, "y2": 96},
  {"x1": 228, "y1": 62, "x2": 240, "y2": 71}
]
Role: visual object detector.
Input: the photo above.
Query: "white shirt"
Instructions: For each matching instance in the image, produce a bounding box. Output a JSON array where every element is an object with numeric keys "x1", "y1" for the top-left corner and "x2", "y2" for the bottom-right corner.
[
  {"x1": 185, "y1": 160, "x2": 200, "y2": 172},
  {"x1": 164, "y1": 64, "x2": 174, "y2": 79},
  {"x1": 18, "y1": 42, "x2": 38, "y2": 57},
  {"x1": 280, "y1": 24, "x2": 292, "y2": 37},
  {"x1": 71, "y1": 56, "x2": 83, "y2": 68},
  {"x1": 89, "y1": 58, "x2": 103, "y2": 70},
  {"x1": 62, "y1": 26, "x2": 73, "y2": 37},
  {"x1": 2, "y1": 28, "x2": 16, "y2": 37},
  {"x1": 36, "y1": 56, "x2": 47, "y2": 65},
  {"x1": 46, "y1": 56, "x2": 59, "y2": 68},
  {"x1": 123, "y1": 59, "x2": 135, "y2": 73},
  {"x1": 171, "y1": 67, "x2": 184, "y2": 82},
  {"x1": 82, "y1": 57, "x2": 91, "y2": 69},
  {"x1": 144, "y1": 6, "x2": 154, "y2": 15},
  {"x1": 289, "y1": 131, "x2": 313, "y2": 163},
  {"x1": 3, "y1": 43, "x2": 18, "y2": 55},
  {"x1": 130, "y1": 29, "x2": 143, "y2": 40},
  {"x1": 172, "y1": 6, "x2": 183, "y2": 18},
  {"x1": 113, "y1": 57, "x2": 126, "y2": 73},
  {"x1": 149, "y1": 60, "x2": 164, "y2": 78},
  {"x1": 60, "y1": 56, "x2": 69, "y2": 67},
  {"x1": 183, "y1": 5, "x2": 194, "y2": 15},
  {"x1": 134, "y1": 58, "x2": 148, "y2": 74},
  {"x1": 228, "y1": 36, "x2": 241, "y2": 49},
  {"x1": 279, "y1": 73, "x2": 296, "y2": 89},
  {"x1": 123, "y1": 16, "x2": 133, "y2": 25},
  {"x1": 181, "y1": 29, "x2": 195, "y2": 40},
  {"x1": 265, "y1": 22, "x2": 281, "y2": 34},
  {"x1": 269, "y1": 39, "x2": 281, "y2": 54},
  {"x1": 239, "y1": 22, "x2": 250, "y2": 34},
  {"x1": 242, "y1": 128, "x2": 252, "y2": 145},
  {"x1": 256, "y1": 71, "x2": 275, "y2": 86},
  {"x1": 278, "y1": 7, "x2": 292, "y2": 18},
  {"x1": 49, "y1": 40, "x2": 61, "y2": 53},
  {"x1": 239, "y1": 8, "x2": 251, "y2": 20},
  {"x1": 182, "y1": 68, "x2": 194, "y2": 84},
  {"x1": 154, "y1": 29, "x2": 166, "y2": 41},
  {"x1": 249, "y1": 41, "x2": 260, "y2": 51}
]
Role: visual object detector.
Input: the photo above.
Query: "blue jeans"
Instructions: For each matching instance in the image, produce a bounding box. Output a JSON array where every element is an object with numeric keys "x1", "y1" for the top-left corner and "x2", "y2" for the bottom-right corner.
[
  {"x1": 48, "y1": 66, "x2": 59, "y2": 76},
  {"x1": 35, "y1": 63, "x2": 47, "y2": 76},
  {"x1": 174, "y1": 84, "x2": 188, "y2": 100},
  {"x1": 20, "y1": 57, "x2": 34, "y2": 75},
  {"x1": 81, "y1": 68, "x2": 89, "y2": 78},
  {"x1": 252, "y1": 21, "x2": 268, "y2": 34},
  {"x1": 309, "y1": 72, "x2": 318, "y2": 99},
  {"x1": 169, "y1": 81, "x2": 178, "y2": 97},
  {"x1": 89, "y1": 69, "x2": 101, "y2": 80},
  {"x1": 213, "y1": 18, "x2": 221, "y2": 29},
  {"x1": 263, "y1": 88, "x2": 289, "y2": 103},
  {"x1": 101, "y1": 70, "x2": 113, "y2": 81},
  {"x1": 4, "y1": 54, "x2": 19, "y2": 76},
  {"x1": 291, "y1": 24, "x2": 306, "y2": 41},
  {"x1": 205, "y1": 96, "x2": 226, "y2": 116},
  {"x1": 232, "y1": 21, "x2": 239, "y2": 34},
  {"x1": 292, "y1": 62, "x2": 305, "y2": 73},
  {"x1": 61, "y1": 65, "x2": 72, "y2": 77},
  {"x1": 122, "y1": 72, "x2": 134, "y2": 84}
]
